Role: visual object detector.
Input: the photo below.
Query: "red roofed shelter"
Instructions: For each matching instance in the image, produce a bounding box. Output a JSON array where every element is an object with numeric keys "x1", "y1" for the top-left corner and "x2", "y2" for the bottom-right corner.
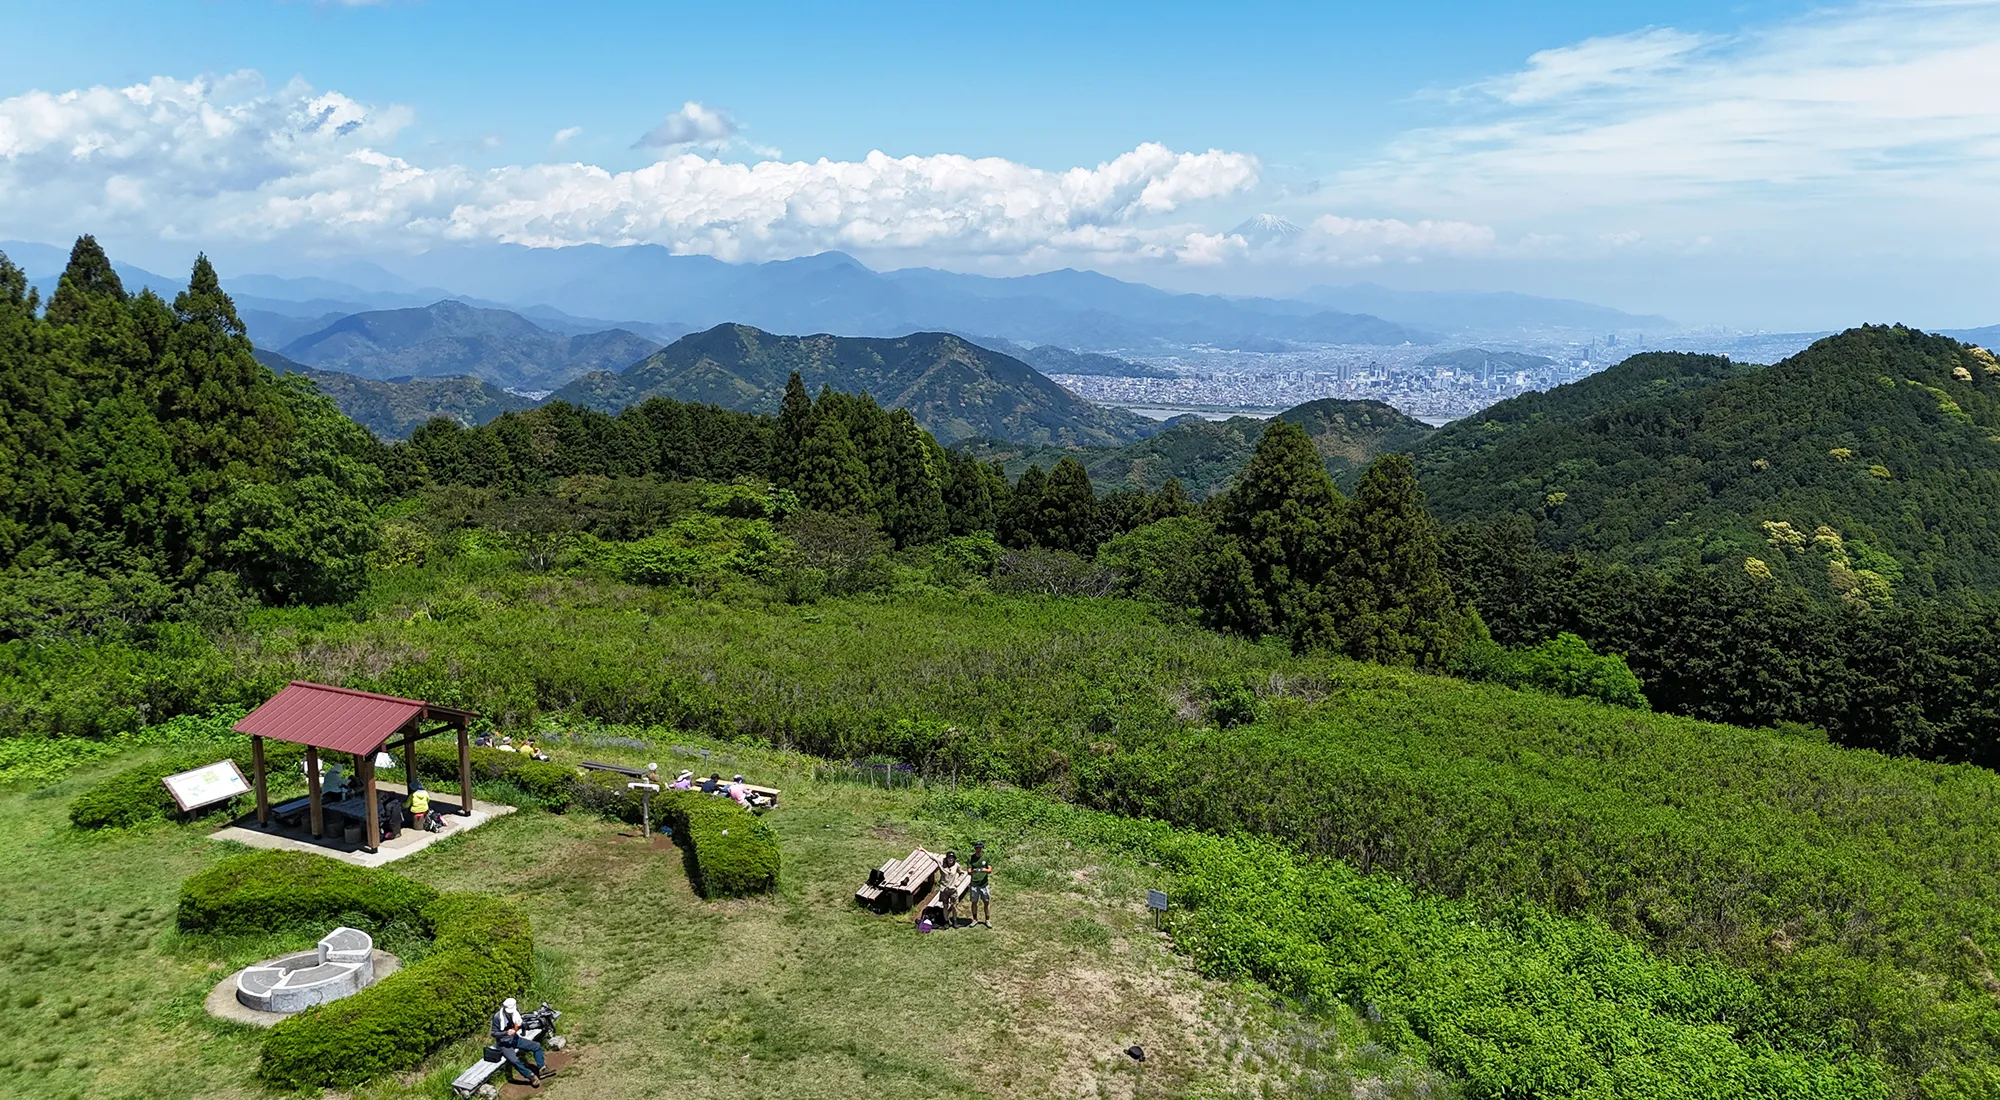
[{"x1": 233, "y1": 681, "x2": 480, "y2": 853}]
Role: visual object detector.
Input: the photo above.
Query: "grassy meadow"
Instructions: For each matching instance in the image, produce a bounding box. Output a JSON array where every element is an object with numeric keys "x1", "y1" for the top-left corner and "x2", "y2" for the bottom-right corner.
[{"x1": 4, "y1": 733, "x2": 1425, "y2": 1100}]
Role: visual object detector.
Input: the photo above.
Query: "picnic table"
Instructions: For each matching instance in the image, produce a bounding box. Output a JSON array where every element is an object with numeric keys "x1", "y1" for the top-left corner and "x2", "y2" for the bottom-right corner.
[{"x1": 856, "y1": 847, "x2": 944, "y2": 912}]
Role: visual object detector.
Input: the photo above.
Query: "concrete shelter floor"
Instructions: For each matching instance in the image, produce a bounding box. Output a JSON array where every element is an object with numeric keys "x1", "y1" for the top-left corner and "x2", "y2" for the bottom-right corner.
[{"x1": 208, "y1": 781, "x2": 515, "y2": 867}]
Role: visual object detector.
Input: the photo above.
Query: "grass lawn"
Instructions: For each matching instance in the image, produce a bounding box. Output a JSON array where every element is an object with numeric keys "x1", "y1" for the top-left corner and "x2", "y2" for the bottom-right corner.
[{"x1": 3, "y1": 736, "x2": 1426, "y2": 1100}]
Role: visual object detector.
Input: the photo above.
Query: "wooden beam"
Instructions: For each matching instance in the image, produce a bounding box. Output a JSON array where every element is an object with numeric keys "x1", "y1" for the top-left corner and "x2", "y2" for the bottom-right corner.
[
  {"x1": 252, "y1": 736, "x2": 270, "y2": 827},
  {"x1": 402, "y1": 718, "x2": 419, "y2": 795},
  {"x1": 358, "y1": 751, "x2": 380, "y2": 853},
  {"x1": 457, "y1": 722, "x2": 474, "y2": 817},
  {"x1": 306, "y1": 746, "x2": 324, "y2": 838}
]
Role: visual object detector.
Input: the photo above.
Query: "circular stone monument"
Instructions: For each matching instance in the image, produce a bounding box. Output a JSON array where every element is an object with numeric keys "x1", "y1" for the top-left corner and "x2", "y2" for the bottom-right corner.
[{"x1": 207, "y1": 927, "x2": 398, "y2": 1024}]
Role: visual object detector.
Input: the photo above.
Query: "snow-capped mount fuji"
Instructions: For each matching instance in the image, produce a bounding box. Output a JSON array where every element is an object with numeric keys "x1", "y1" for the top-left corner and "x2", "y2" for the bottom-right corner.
[{"x1": 1229, "y1": 214, "x2": 1307, "y2": 247}]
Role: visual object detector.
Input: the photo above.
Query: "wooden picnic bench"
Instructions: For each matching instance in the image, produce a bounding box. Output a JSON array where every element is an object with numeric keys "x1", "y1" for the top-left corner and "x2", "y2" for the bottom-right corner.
[
  {"x1": 856, "y1": 847, "x2": 943, "y2": 912},
  {"x1": 450, "y1": 1011, "x2": 561, "y2": 1098}
]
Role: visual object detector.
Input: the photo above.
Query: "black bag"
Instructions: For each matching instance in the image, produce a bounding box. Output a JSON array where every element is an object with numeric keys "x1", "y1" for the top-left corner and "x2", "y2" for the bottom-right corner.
[
  {"x1": 867, "y1": 867, "x2": 886, "y2": 887},
  {"x1": 482, "y1": 1045, "x2": 504, "y2": 1063}
]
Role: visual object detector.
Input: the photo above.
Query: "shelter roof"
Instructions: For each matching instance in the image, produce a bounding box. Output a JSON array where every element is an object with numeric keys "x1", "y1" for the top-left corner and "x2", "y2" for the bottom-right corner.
[{"x1": 232, "y1": 681, "x2": 477, "y2": 756}]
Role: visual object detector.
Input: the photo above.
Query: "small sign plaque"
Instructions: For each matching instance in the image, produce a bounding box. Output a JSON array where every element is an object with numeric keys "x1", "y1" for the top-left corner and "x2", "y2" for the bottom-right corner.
[
  {"x1": 1147, "y1": 889, "x2": 1169, "y2": 912},
  {"x1": 161, "y1": 759, "x2": 251, "y2": 812}
]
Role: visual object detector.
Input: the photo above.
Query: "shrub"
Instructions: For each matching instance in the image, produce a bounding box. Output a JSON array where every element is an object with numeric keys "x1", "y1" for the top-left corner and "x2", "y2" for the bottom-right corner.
[
  {"x1": 568, "y1": 775, "x2": 778, "y2": 897},
  {"x1": 71, "y1": 738, "x2": 305, "y2": 830},
  {"x1": 177, "y1": 850, "x2": 437, "y2": 933},
  {"x1": 413, "y1": 741, "x2": 574, "y2": 806},
  {"x1": 1505, "y1": 632, "x2": 1649, "y2": 709},
  {"x1": 176, "y1": 851, "x2": 531, "y2": 1090},
  {"x1": 660, "y1": 790, "x2": 781, "y2": 898}
]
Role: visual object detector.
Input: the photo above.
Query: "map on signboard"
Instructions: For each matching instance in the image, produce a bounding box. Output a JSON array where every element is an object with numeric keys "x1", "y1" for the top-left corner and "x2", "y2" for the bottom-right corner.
[{"x1": 162, "y1": 760, "x2": 251, "y2": 812}]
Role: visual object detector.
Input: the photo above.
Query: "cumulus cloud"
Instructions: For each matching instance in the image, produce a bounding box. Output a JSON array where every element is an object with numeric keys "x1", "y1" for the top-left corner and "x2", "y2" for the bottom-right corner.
[
  {"x1": 0, "y1": 74, "x2": 1259, "y2": 265},
  {"x1": 635, "y1": 101, "x2": 737, "y2": 149}
]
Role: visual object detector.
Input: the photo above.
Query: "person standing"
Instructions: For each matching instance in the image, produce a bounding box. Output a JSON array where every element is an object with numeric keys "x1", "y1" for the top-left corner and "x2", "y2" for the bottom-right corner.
[{"x1": 967, "y1": 841, "x2": 994, "y2": 927}]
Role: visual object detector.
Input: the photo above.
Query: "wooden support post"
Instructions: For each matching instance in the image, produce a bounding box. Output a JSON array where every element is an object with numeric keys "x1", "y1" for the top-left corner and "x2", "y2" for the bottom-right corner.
[
  {"x1": 252, "y1": 735, "x2": 270, "y2": 827},
  {"x1": 359, "y1": 750, "x2": 380, "y2": 853},
  {"x1": 457, "y1": 722, "x2": 474, "y2": 817},
  {"x1": 306, "y1": 746, "x2": 325, "y2": 838},
  {"x1": 402, "y1": 720, "x2": 419, "y2": 795}
]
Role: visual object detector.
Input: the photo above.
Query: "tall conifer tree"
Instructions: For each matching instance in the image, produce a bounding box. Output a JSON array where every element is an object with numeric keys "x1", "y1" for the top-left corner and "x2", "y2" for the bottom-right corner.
[
  {"x1": 1000, "y1": 465, "x2": 1047, "y2": 548},
  {"x1": 1202, "y1": 418, "x2": 1343, "y2": 641},
  {"x1": 1325, "y1": 454, "x2": 1459, "y2": 665},
  {"x1": 880, "y1": 408, "x2": 947, "y2": 547},
  {"x1": 773, "y1": 371, "x2": 813, "y2": 488},
  {"x1": 794, "y1": 408, "x2": 873, "y2": 516},
  {"x1": 1038, "y1": 457, "x2": 1099, "y2": 554}
]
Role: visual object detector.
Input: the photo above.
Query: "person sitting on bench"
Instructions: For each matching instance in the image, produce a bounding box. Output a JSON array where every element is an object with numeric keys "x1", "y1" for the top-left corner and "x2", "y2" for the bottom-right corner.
[
  {"x1": 725, "y1": 774, "x2": 751, "y2": 807},
  {"x1": 409, "y1": 782, "x2": 444, "y2": 833},
  {"x1": 491, "y1": 997, "x2": 547, "y2": 1086},
  {"x1": 518, "y1": 738, "x2": 550, "y2": 762},
  {"x1": 671, "y1": 769, "x2": 694, "y2": 790},
  {"x1": 700, "y1": 773, "x2": 723, "y2": 795}
]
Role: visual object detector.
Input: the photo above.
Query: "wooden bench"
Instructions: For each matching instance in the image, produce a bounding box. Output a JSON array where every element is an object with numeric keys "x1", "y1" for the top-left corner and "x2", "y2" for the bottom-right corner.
[
  {"x1": 450, "y1": 1012, "x2": 560, "y2": 1098},
  {"x1": 579, "y1": 760, "x2": 645, "y2": 778},
  {"x1": 856, "y1": 847, "x2": 943, "y2": 912}
]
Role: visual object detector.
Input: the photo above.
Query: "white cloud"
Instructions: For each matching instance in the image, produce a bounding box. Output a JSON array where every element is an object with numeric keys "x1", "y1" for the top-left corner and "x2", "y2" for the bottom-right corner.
[
  {"x1": 0, "y1": 74, "x2": 1259, "y2": 265},
  {"x1": 550, "y1": 125, "x2": 581, "y2": 147},
  {"x1": 635, "y1": 101, "x2": 737, "y2": 149},
  {"x1": 1344, "y1": 0, "x2": 2000, "y2": 245}
]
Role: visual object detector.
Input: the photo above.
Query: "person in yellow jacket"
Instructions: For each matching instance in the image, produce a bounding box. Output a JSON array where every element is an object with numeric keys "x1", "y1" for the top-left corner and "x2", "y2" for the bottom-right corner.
[{"x1": 408, "y1": 783, "x2": 436, "y2": 832}]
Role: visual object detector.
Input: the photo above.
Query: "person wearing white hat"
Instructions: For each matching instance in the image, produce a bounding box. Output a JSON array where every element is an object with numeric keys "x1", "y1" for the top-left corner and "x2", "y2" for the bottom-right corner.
[
  {"x1": 490, "y1": 996, "x2": 547, "y2": 1086},
  {"x1": 671, "y1": 769, "x2": 693, "y2": 790}
]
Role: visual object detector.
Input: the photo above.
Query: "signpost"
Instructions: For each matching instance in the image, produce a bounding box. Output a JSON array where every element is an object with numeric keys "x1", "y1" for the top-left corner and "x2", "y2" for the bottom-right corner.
[
  {"x1": 1147, "y1": 889, "x2": 1169, "y2": 930},
  {"x1": 628, "y1": 764, "x2": 663, "y2": 838},
  {"x1": 162, "y1": 760, "x2": 252, "y2": 813}
]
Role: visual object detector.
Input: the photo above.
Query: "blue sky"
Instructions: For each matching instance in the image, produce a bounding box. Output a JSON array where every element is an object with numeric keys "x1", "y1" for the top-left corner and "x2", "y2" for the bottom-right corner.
[{"x1": 2, "y1": 0, "x2": 1996, "y2": 328}]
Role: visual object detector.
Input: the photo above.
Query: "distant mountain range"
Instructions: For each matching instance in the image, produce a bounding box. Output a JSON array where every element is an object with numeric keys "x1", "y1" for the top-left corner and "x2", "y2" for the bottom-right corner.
[
  {"x1": 1419, "y1": 348, "x2": 1557, "y2": 374},
  {"x1": 1300, "y1": 283, "x2": 1676, "y2": 338},
  {"x1": 958, "y1": 335, "x2": 1177, "y2": 378},
  {"x1": 274, "y1": 301, "x2": 663, "y2": 391},
  {"x1": 554, "y1": 323, "x2": 1159, "y2": 446}
]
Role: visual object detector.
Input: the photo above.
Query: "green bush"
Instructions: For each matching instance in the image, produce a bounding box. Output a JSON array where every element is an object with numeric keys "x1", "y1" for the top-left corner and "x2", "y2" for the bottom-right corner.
[
  {"x1": 413, "y1": 741, "x2": 574, "y2": 806},
  {"x1": 176, "y1": 851, "x2": 531, "y2": 1089},
  {"x1": 1505, "y1": 632, "x2": 1649, "y2": 709},
  {"x1": 660, "y1": 790, "x2": 780, "y2": 898},
  {"x1": 568, "y1": 775, "x2": 778, "y2": 897},
  {"x1": 70, "y1": 738, "x2": 304, "y2": 829},
  {"x1": 177, "y1": 849, "x2": 437, "y2": 933}
]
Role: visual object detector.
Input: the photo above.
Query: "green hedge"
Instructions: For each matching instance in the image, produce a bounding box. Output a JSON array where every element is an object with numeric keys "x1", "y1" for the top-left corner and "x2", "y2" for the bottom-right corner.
[
  {"x1": 413, "y1": 741, "x2": 575, "y2": 805},
  {"x1": 70, "y1": 739, "x2": 303, "y2": 829},
  {"x1": 177, "y1": 851, "x2": 532, "y2": 1089},
  {"x1": 662, "y1": 790, "x2": 780, "y2": 898},
  {"x1": 570, "y1": 772, "x2": 780, "y2": 897}
]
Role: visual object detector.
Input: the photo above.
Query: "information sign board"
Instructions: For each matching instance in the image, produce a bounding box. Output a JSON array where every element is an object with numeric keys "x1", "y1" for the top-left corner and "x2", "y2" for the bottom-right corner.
[{"x1": 161, "y1": 759, "x2": 251, "y2": 812}]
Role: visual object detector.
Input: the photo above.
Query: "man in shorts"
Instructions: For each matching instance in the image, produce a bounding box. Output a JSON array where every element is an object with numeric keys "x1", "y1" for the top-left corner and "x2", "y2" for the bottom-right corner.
[{"x1": 967, "y1": 841, "x2": 994, "y2": 927}]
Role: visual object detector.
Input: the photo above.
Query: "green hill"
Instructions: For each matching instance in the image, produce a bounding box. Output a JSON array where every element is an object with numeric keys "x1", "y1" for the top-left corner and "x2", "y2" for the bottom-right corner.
[
  {"x1": 1418, "y1": 326, "x2": 2000, "y2": 600},
  {"x1": 279, "y1": 300, "x2": 663, "y2": 391},
  {"x1": 287, "y1": 364, "x2": 537, "y2": 439},
  {"x1": 551, "y1": 323, "x2": 1158, "y2": 446},
  {"x1": 966, "y1": 398, "x2": 1433, "y2": 496}
]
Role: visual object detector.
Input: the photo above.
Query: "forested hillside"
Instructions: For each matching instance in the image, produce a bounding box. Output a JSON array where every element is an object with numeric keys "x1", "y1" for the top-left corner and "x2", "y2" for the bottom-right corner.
[
  {"x1": 1419, "y1": 328, "x2": 2000, "y2": 601},
  {"x1": 551, "y1": 323, "x2": 1160, "y2": 446},
  {"x1": 273, "y1": 365, "x2": 537, "y2": 439},
  {"x1": 966, "y1": 398, "x2": 1433, "y2": 497}
]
